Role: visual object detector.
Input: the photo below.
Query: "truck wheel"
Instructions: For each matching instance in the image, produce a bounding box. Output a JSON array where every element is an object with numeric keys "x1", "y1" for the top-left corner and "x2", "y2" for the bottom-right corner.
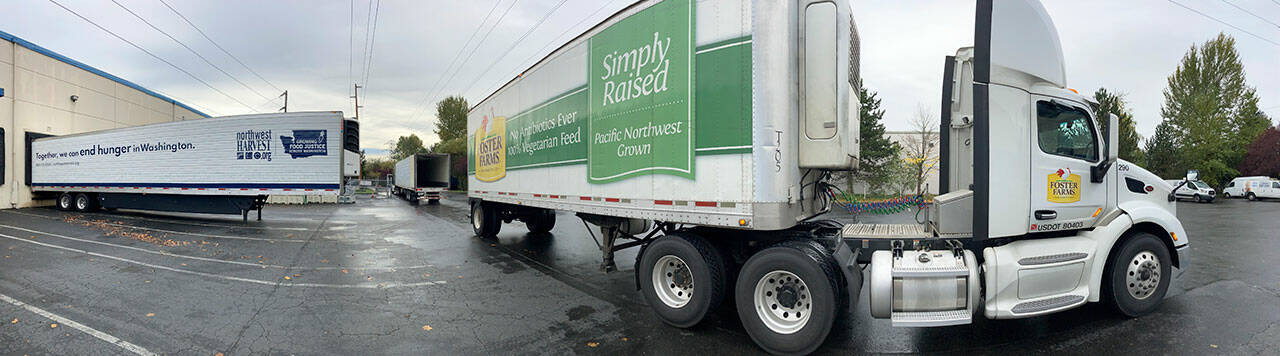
[
  {"x1": 525, "y1": 209, "x2": 556, "y2": 234},
  {"x1": 73, "y1": 193, "x2": 96, "y2": 212},
  {"x1": 1193, "y1": 194, "x2": 1202, "y2": 203},
  {"x1": 471, "y1": 202, "x2": 501, "y2": 237},
  {"x1": 1222, "y1": 192, "x2": 1231, "y2": 198},
  {"x1": 57, "y1": 193, "x2": 74, "y2": 211},
  {"x1": 1247, "y1": 193, "x2": 1257, "y2": 201},
  {"x1": 735, "y1": 240, "x2": 840, "y2": 355},
  {"x1": 638, "y1": 232, "x2": 726, "y2": 328},
  {"x1": 1105, "y1": 232, "x2": 1172, "y2": 317}
]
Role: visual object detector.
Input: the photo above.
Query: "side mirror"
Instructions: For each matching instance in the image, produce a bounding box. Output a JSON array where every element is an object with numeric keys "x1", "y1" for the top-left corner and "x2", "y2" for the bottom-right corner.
[
  {"x1": 1091, "y1": 113, "x2": 1119, "y2": 183},
  {"x1": 1107, "y1": 113, "x2": 1119, "y2": 162}
]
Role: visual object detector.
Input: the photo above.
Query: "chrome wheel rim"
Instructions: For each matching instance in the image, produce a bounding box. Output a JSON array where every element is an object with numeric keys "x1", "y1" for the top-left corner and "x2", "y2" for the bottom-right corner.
[
  {"x1": 60, "y1": 195, "x2": 72, "y2": 209},
  {"x1": 651, "y1": 255, "x2": 693, "y2": 308},
  {"x1": 1125, "y1": 251, "x2": 1161, "y2": 300},
  {"x1": 472, "y1": 206, "x2": 482, "y2": 230},
  {"x1": 75, "y1": 196, "x2": 88, "y2": 211},
  {"x1": 754, "y1": 270, "x2": 811, "y2": 334}
]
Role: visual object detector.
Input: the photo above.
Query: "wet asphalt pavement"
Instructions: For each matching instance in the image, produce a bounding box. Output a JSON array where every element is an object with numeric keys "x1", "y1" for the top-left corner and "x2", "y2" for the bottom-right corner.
[{"x1": 0, "y1": 192, "x2": 1276, "y2": 355}]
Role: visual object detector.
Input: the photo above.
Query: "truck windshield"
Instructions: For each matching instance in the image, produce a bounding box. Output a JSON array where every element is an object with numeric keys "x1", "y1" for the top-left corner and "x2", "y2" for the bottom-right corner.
[
  {"x1": 1036, "y1": 101, "x2": 1098, "y2": 162},
  {"x1": 1191, "y1": 181, "x2": 1209, "y2": 189}
]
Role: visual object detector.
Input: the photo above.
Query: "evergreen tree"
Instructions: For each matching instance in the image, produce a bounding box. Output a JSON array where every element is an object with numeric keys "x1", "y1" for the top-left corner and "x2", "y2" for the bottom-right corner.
[
  {"x1": 852, "y1": 85, "x2": 901, "y2": 193},
  {"x1": 1144, "y1": 121, "x2": 1183, "y2": 179},
  {"x1": 1092, "y1": 88, "x2": 1144, "y2": 163}
]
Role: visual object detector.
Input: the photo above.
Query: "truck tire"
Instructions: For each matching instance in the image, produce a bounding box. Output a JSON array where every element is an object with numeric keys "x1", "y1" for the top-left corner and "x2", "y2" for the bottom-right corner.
[
  {"x1": 57, "y1": 193, "x2": 74, "y2": 211},
  {"x1": 735, "y1": 240, "x2": 841, "y2": 356},
  {"x1": 73, "y1": 193, "x2": 96, "y2": 212},
  {"x1": 524, "y1": 209, "x2": 556, "y2": 234},
  {"x1": 638, "y1": 232, "x2": 726, "y2": 328},
  {"x1": 471, "y1": 202, "x2": 501, "y2": 237},
  {"x1": 1247, "y1": 193, "x2": 1257, "y2": 201},
  {"x1": 1104, "y1": 232, "x2": 1172, "y2": 318}
]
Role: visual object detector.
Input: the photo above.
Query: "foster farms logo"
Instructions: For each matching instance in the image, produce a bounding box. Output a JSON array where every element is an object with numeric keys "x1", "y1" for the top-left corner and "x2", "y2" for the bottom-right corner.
[
  {"x1": 474, "y1": 110, "x2": 507, "y2": 182},
  {"x1": 280, "y1": 130, "x2": 329, "y2": 159},
  {"x1": 236, "y1": 129, "x2": 273, "y2": 161},
  {"x1": 1047, "y1": 168, "x2": 1081, "y2": 203}
]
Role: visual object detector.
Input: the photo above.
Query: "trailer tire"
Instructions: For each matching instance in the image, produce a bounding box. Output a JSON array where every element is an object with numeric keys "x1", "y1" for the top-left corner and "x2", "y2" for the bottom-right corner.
[
  {"x1": 1105, "y1": 232, "x2": 1172, "y2": 318},
  {"x1": 57, "y1": 193, "x2": 74, "y2": 211},
  {"x1": 735, "y1": 240, "x2": 840, "y2": 356},
  {"x1": 638, "y1": 232, "x2": 726, "y2": 328},
  {"x1": 471, "y1": 202, "x2": 501, "y2": 237},
  {"x1": 524, "y1": 209, "x2": 556, "y2": 234},
  {"x1": 73, "y1": 193, "x2": 96, "y2": 212}
]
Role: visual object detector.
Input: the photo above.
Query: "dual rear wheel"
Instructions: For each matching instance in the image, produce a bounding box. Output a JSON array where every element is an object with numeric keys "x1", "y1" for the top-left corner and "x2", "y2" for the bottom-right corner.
[
  {"x1": 639, "y1": 235, "x2": 839, "y2": 355},
  {"x1": 57, "y1": 193, "x2": 98, "y2": 212}
]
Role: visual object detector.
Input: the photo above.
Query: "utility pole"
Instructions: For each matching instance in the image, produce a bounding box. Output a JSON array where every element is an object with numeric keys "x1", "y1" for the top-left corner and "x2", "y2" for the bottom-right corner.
[
  {"x1": 352, "y1": 84, "x2": 363, "y2": 120},
  {"x1": 278, "y1": 90, "x2": 288, "y2": 112}
]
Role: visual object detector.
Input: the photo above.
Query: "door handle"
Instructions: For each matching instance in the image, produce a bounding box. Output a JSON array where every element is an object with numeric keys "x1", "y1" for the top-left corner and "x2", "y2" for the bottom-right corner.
[{"x1": 1035, "y1": 210, "x2": 1057, "y2": 220}]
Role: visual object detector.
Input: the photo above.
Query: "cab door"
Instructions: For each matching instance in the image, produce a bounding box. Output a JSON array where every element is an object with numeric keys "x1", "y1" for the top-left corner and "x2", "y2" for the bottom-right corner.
[{"x1": 1028, "y1": 97, "x2": 1107, "y2": 233}]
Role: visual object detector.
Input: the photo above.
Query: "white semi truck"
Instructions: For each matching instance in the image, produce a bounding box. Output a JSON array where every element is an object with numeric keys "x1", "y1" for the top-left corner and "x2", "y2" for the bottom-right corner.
[
  {"x1": 30, "y1": 111, "x2": 359, "y2": 221},
  {"x1": 466, "y1": 0, "x2": 1189, "y2": 354},
  {"x1": 393, "y1": 153, "x2": 450, "y2": 204}
]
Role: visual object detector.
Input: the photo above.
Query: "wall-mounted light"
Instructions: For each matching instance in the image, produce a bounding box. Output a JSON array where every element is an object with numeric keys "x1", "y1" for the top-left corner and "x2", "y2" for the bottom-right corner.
[{"x1": 70, "y1": 94, "x2": 79, "y2": 102}]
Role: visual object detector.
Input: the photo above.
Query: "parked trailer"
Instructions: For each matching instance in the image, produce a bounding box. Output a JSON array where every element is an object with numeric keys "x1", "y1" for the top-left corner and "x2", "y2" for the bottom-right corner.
[
  {"x1": 467, "y1": 0, "x2": 1189, "y2": 354},
  {"x1": 30, "y1": 111, "x2": 355, "y2": 221},
  {"x1": 393, "y1": 153, "x2": 450, "y2": 204}
]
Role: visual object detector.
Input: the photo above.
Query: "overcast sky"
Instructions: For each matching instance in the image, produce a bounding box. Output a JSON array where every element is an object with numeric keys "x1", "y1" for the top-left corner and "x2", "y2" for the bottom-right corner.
[{"x1": 5, "y1": 0, "x2": 1277, "y2": 155}]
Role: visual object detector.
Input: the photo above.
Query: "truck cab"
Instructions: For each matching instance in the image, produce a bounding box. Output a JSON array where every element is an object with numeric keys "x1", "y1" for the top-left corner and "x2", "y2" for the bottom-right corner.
[{"x1": 845, "y1": 0, "x2": 1188, "y2": 329}]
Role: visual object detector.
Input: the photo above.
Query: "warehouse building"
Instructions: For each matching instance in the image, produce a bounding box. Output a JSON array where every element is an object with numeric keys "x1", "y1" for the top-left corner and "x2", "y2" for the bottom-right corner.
[{"x1": 0, "y1": 30, "x2": 209, "y2": 209}]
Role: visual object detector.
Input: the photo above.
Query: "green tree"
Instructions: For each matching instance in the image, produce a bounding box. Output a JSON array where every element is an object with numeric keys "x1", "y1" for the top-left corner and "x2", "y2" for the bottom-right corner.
[
  {"x1": 851, "y1": 85, "x2": 902, "y2": 194},
  {"x1": 1144, "y1": 121, "x2": 1183, "y2": 179},
  {"x1": 389, "y1": 134, "x2": 429, "y2": 161},
  {"x1": 433, "y1": 95, "x2": 469, "y2": 144},
  {"x1": 1092, "y1": 88, "x2": 1144, "y2": 163},
  {"x1": 1155, "y1": 33, "x2": 1271, "y2": 186}
]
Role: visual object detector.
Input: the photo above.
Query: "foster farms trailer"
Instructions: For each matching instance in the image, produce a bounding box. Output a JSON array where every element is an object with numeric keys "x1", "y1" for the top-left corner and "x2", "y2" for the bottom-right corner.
[
  {"x1": 467, "y1": 0, "x2": 1190, "y2": 354},
  {"x1": 29, "y1": 111, "x2": 357, "y2": 220}
]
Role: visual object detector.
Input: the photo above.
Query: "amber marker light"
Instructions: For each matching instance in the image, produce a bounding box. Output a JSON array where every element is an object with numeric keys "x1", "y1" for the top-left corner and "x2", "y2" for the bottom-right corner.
[
  {"x1": 1171, "y1": 232, "x2": 1178, "y2": 241},
  {"x1": 1092, "y1": 208, "x2": 1102, "y2": 217}
]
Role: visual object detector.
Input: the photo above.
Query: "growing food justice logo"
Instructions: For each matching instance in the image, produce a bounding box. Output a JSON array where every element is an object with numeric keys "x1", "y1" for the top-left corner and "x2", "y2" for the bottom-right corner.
[
  {"x1": 587, "y1": 0, "x2": 693, "y2": 183},
  {"x1": 1047, "y1": 168, "x2": 1081, "y2": 203},
  {"x1": 280, "y1": 130, "x2": 328, "y2": 159},
  {"x1": 236, "y1": 129, "x2": 273, "y2": 161},
  {"x1": 474, "y1": 110, "x2": 507, "y2": 182}
]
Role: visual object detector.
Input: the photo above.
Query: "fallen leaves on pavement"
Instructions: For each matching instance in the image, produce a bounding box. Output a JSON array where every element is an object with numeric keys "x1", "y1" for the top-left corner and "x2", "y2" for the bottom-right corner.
[
  {"x1": 422, "y1": 325, "x2": 432, "y2": 331},
  {"x1": 587, "y1": 342, "x2": 598, "y2": 348}
]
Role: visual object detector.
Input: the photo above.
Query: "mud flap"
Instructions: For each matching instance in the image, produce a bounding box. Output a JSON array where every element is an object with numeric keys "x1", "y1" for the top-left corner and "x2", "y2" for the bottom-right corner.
[{"x1": 833, "y1": 243, "x2": 863, "y2": 315}]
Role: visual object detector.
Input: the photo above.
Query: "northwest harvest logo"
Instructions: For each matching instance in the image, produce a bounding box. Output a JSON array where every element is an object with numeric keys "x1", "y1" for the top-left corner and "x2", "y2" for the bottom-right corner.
[
  {"x1": 236, "y1": 129, "x2": 273, "y2": 161},
  {"x1": 1047, "y1": 168, "x2": 1081, "y2": 203},
  {"x1": 474, "y1": 109, "x2": 507, "y2": 182},
  {"x1": 280, "y1": 130, "x2": 328, "y2": 159}
]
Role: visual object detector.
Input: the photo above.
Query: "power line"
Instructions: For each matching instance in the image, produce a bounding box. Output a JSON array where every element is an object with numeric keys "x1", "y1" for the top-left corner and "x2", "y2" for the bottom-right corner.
[
  {"x1": 157, "y1": 0, "x2": 282, "y2": 93},
  {"x1": 47, "y1": 0, "x2": 256, "y2": 111},
  {"x1": 476, "y1": 0, "x2": 622, "y2": 100},
  {"x1": 110, "y1": 0, "x2": 269, "y2": 102},
  {"x1": 360, "y1": 0, "x2": 381, "y2": 87},
  {"x1": 423, "y1": 0, "x2": 521, "y2": 109},
  {"x1": 1219, "y1": 0, "x2": 1280, "y2": 29},
  {"x1": 459, "y1": 0, "x2": 571, "y2": 97},
  {"x1": 411, "y1": 0, "x2": 506, "y2": 121},
  {"x1": 1167, "y1": 0, "x2": 1280, "y2": 46}
]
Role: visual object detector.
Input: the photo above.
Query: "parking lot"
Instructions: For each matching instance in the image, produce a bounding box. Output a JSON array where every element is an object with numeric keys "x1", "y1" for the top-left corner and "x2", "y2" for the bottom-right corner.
[{"x1": 1, "y1": 193, "x2": 1277, "y2": 355}]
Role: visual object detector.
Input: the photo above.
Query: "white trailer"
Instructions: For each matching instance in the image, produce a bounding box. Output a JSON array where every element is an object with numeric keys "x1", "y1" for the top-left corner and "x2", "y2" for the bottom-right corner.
[
  {"x1": 393, "y1": 153, "x2": 450, "y2": 204},
  {"x1": 466, "y1": 1, "x2": 1189, "y2": 354},
  {"x1": 29, "y1": 111, "x2": 356, "y2": 220}
]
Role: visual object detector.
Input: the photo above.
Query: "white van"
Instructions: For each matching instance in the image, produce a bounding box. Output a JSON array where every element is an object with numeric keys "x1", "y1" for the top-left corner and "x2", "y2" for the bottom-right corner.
[
  {"x1": 1241, "y1": 178, "x2": 1280, "y2": 201},
  {"x1": 1223, "y1": 176, "x2": 1271, "y2": 199},
  {"x1": 1165, "y1": 179, "x2": 1216, "y2": 203}
]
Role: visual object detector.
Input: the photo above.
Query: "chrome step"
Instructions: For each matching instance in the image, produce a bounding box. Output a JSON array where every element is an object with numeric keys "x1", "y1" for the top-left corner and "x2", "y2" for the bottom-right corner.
[
  {"x1": 1011, "y1": 294, "x2": 1086, "y2": 314},
  {"x1": 891, "y1": 309, "x2": 972, "y2": 327}
]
